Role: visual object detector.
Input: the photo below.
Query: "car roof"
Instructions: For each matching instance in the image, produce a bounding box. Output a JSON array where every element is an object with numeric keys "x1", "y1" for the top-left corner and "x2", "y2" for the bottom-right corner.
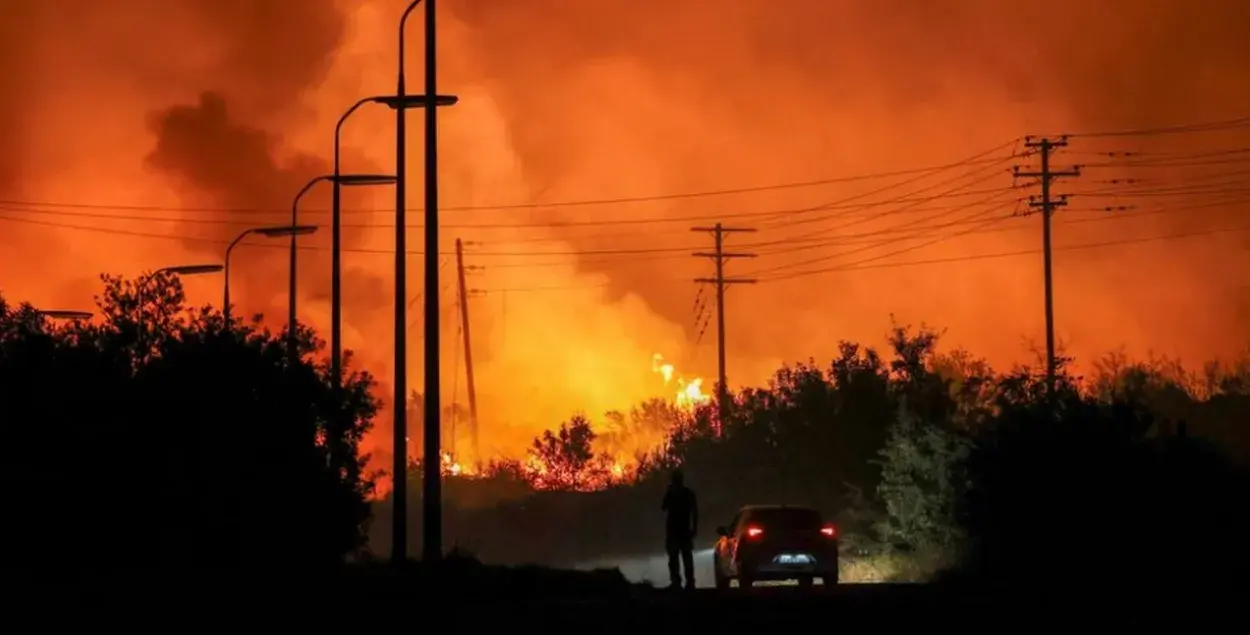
[{"x1": 739, "y1": 504, "x2": 820, "y2": 514}]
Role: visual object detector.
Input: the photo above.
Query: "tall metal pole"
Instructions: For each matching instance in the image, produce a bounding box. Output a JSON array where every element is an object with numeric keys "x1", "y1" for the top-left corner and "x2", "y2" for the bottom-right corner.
[
  {"x1": 290, "y1": 178, "x2": 327, "y2": 362},
  {"x1": 393, "y1": 0, "x2": 421, "y2": 565},
  {"x1": 289, "y1": 199, "x2": 299, "y2": 361},
  {"x1": 332, "y1": 98, "x2": 386, "y2": 392},
  {"x1": 713, "y1": 225, "x2": 727, "y2": 423},
  {"x1": 1015, "y1": 137, "x2": 1080, "y2": 401},
  {"x1": 691, "y1": 224, "x2": 756, "y2": 436},
  {"x1": 1040, "y1": 145, "x2": 1055, "y2": 394},
  {"x1": 421, "y1": 0, "x2": 444, "y2": 564},
  {"x1": 332, "y1": 134, "x2": 345, "y2": 392},
  {"x1": 455, "y1": 239, "x2": 480, "y2": 462},
  {"x1": 223, "y1": 229, "x2": 255, "y2": 325}
]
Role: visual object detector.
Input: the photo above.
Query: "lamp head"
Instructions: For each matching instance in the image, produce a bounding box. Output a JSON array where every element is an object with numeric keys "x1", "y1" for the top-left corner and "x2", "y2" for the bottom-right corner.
[
  {"x1": 373, "y1": 95, "x2": 458, "y2": 110},
  {"x1": 256, "y1": 225, "x2": 319, "y2": 238},
  {"x1": 164, "y1": 264, "x2": 224, "y2": 276},
  {"x1": 36, "y1": 310, "x2": 93, "y2": 320},
  {"x1": 335, "y1": 174, "x2": 398, "y2": 186}
]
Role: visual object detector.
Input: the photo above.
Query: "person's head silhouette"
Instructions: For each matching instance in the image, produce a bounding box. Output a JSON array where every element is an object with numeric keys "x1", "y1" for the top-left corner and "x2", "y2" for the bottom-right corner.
[{"x1": 671, "y1": 469, "x2": 684, "y2": 486}]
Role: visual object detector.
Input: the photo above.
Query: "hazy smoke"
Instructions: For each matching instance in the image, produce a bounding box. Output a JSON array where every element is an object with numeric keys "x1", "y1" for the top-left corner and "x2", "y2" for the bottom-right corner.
[
  {"x1": 4, "y1": 0, "x2": 1250, "y2": 477},
  {"x1": 144, "y1": 91, "x2": 322, "y2": 315}
]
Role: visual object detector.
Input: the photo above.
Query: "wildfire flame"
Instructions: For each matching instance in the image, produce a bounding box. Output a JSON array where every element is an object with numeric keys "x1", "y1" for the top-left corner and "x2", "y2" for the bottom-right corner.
[
  {"x1": 520, "y1": 453, "x2": 630, "y2": 491},
  {"x1": 441, "y1": 451, "x2": 465, "y2": 476},
  {"x1": 652, "y1": 353, "x2": 711, "y2": 410},
  {"x1": 440, "y1": 354, "x2": 704, "y2": 492}
]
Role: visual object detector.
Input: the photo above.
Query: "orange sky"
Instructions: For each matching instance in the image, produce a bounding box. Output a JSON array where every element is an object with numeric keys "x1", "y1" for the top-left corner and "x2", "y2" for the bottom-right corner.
[{"x1": 2, "y1": 0, "x2": 1249, "y2": 471}]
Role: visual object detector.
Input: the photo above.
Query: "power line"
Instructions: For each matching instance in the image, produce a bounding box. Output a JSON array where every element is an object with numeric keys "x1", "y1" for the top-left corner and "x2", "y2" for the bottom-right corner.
[
  {"x1": 459, "y1": 220, "x2": 1250, "y2": 295},
  {"x1": 0, "y1": 179, "x2": 1027, "y2": 231},
  {"x1": 769, "y1": 211, "x2": 1019, "y2": 284},
  {"x1": 759, "y1": 224, "x2": 1250, "y2": 281},
  {"x1": 4, "y1": 116, "x2": 1246, "y2": 226},
  {"x1": 745, "y1": 186, "x2": 1021, "y2": 278},
  {"x1": 1063, "y1": 116, "x2": 1250, "y2": 139},
  {"x1": 1076, "y1": 147, "x2": 1250, "y2": 167},
  {"x1": 0, "y1": 212, "x2": 708, "y2": 258},
  {"x1": 6, "y1": 178, "x2": 1244, "y2": 275},
  {"x1": 758, "y1": 147, "x2": 1023, "y2": 234},
  {"x1": 471, "y1": 224, "x2": 1250, "y2": 295},
  {"x1": 753, "y1": 141, "x2": 1023, "y2": 230},
  {"x1": 479, "y1": 193, "x2": 1250, "y2": 272},
  {"x1": 0, "y1": 189, "x2": 1020, "y2": 244},
  {"x1": 472, "y1": 198, "x2": 1247, "y2": 274},
  {"x1": 0, "y1": 140, "x2": 1023, "y2": 217}
]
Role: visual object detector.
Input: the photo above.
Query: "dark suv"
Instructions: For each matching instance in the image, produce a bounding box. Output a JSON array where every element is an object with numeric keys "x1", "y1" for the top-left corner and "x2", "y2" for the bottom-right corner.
[{"x1": 713, "y1": 505, "x2": 838, "y2": 588}]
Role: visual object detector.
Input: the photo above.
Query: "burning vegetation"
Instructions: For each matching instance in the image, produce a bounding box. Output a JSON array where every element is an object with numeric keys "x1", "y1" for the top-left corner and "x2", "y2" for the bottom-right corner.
[{"x1": 433, "y1": 352, "x2": 711, "y2": 492}]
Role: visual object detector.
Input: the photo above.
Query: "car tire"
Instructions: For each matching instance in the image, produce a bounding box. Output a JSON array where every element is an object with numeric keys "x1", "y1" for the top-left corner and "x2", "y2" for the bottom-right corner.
[
  {"x1": 822, "y1": 570, "x2": 839, "y2": 587},
  {"x1": 715, "y1": 573, "x2": 730, "y2": 590},
  {"x1": 798, "y1": 576, "x2": 813, "y2": 588}
]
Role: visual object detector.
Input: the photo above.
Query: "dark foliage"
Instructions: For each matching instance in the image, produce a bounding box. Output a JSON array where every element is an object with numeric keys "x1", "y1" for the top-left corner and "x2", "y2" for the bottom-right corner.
[
  {"x1": 380, "y1": 324, "x2": 956, "y2": 566},
  {"x1": 953, "y1": 367, "x2": 1250, "y2": 588},
  {"x1": 0, "y1": 273, "x2": 378, "y2": 569},
  {"x1": 378, "y1": 323, "x2": 1250, "y2": 588}
]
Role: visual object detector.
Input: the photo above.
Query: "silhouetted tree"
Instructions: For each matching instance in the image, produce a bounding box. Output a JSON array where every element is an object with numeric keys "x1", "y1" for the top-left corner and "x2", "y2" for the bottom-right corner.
[
  {"x1": 529, "y1": 415, "x2": 614, "y2": 491},
  {"x1": 0, "y1": 273, "x2": 378, "y2": 570},
  {"x1": 953, "y1": 366, "x2": 1250, "y2": 588},
  {"x1": 364, "y1": 319, "x2": 1250, "y2": 583},
  {"x1": 874, "y1": 402, "x2": 971, "y2": 551}
]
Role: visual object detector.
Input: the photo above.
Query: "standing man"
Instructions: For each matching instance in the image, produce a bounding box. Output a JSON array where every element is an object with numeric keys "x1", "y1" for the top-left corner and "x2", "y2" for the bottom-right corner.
[{"x1": 661, "y1": 469, "x2": 698, "y2": 590}]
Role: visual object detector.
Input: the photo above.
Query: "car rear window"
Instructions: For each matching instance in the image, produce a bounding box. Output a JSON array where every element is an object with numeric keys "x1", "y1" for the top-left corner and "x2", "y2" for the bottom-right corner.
[{"x1": 747, "y1": 508, "x2": 823, "y2": 530}]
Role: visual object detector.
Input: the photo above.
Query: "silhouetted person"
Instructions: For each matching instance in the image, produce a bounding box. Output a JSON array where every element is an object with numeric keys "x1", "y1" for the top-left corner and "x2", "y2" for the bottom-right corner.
[{"x1": 661, "y1": 469, "x2": 698, "y2": 589}]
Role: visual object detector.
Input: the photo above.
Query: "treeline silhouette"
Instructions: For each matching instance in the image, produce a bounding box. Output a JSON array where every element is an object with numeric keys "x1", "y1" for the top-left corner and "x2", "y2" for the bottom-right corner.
[
  {"x1": 5, "y1": 274, "x2": 1249, "y2": 589},
  {"x1": 382, "y1": 325, "x2": 1250, "y2": 588},
  {"x1": 0, "y1": 274, "x2": 376, "y2": 570}
]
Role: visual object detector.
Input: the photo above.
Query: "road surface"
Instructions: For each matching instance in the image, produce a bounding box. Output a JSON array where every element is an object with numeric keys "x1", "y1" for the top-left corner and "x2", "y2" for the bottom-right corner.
[{"x1": 573, "y1": 548, "x2": 717, "y2": 587}]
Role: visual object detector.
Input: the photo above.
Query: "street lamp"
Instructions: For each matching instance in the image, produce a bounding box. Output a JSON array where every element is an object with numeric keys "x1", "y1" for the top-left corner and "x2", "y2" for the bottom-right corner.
[
  {"x1": 332, "y1": 95, "x2": 455, "y2": 405},
  {"x1": 393, "y1": 0, "x2": 460, "y2": 565},
  {"x1": 157, "y1": 264, "x2": 224, "y2": 277},
  {"x1": 36, "y1": 310, "x2": 92, "y2": 321},
  {"x1": 136, "y1": 264, "x2": 223, "y2": 348},
  {"x1": 223, "y1": 225, "x2": 318, "y2": 325},
  {"x1": 139, "y1": 264, "x2": 223, "y2": 313},
  {"x1": 290, "y1": 174, "x2": 393, "y2": 361}
]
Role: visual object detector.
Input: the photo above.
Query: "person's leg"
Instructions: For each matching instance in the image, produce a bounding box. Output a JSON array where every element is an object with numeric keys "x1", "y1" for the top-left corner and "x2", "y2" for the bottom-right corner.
[
  {"x1": 681, "y1": 537, "x2": 696, "y2": 588},
  {"x1": 665, "y1": 534, "x2": 680, "y2": 588}
]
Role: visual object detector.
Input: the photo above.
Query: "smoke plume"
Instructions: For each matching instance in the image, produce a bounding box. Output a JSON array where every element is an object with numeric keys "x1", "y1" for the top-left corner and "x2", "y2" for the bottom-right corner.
[{"x1": 3, "y1": 0, "x2": 1250, "y2": 479}]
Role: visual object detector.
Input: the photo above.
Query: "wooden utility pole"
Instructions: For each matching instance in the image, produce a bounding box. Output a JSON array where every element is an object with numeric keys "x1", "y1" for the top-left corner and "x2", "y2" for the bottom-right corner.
[
  {"x1": 454, "y1": 239, "x2": 480, "y2": 462},
  {"x1": 1014, "y1": 136, "x2": 1080, "y2": 400},
  {"x1": 692, "y1": 223, "x2": 757, "y2": 436}
]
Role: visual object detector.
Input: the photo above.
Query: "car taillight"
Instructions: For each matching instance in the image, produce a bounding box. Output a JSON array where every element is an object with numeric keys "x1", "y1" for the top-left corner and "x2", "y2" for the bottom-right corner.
[
  {"x1": 745, "y1": 526, "x2": 764, "y2": 539},
  {"x1": 820, "y1": 525, "x2": 836, "y2": 537}
]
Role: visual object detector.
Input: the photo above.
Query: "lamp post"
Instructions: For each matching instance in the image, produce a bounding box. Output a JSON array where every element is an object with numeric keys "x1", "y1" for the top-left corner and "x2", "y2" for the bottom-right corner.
[
  {"x1": 36, "y1": 310, "x2": 93, "y2": 321},
  {"x1": 332, "y1": 95, "x2": 455, "y2": 402},
  {"x1": 223, "y1": 225, "x2": 319, "y2": 325},
  {"x1": 394, "y1": 0, "x2": 458, "y2": 565},
  {"x1": 290, "y1": 174, "x2": 395, "y2": 361}
]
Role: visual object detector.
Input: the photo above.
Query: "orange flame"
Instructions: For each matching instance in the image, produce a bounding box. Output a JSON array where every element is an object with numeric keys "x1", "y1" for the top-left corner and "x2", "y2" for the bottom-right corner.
[
  {"x1": 441, "y1": 451, "x2": 468, "y2": 477},
  {"x1": 652, "y1": 353, "x2": 711, "y2": 410},
  {"x1": 444, "y1": 354, "x2": 702, "y2": 492}
]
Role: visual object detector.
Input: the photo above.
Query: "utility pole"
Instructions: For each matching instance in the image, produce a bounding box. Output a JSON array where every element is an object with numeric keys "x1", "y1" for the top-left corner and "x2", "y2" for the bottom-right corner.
[
  {"x1": 454, "y1": 239, "x2": 480, "y2": 463},
  {"x1": 1013, "y1": 136, "x2": 1080, "y2": 401},
  {"x1": 692, "y1": 223, "x2": 757, "y2": 436}
]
